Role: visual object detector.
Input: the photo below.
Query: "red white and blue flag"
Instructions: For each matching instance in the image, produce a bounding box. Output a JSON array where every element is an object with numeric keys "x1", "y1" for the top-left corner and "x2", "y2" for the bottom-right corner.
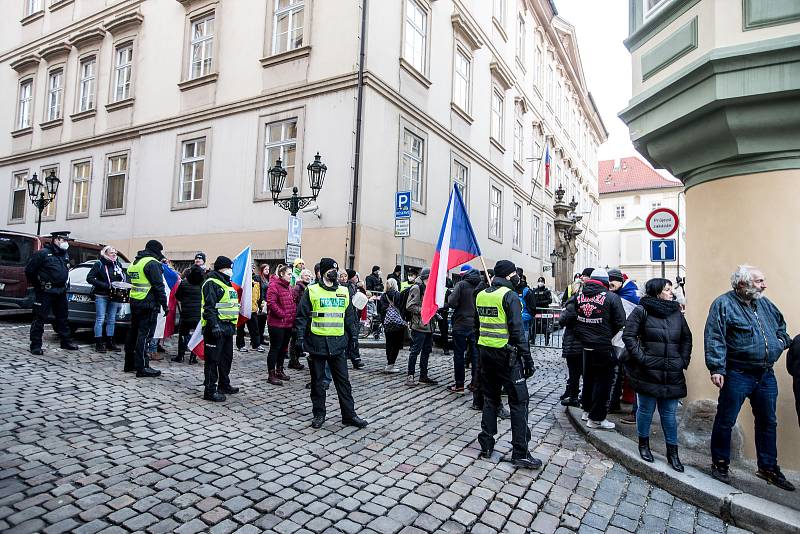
[
  {"x1": 544, "y1": 145, "x2": 551, "y2": 188},
  {"x1": 154, "y1": 265, "x2": 181, "y2": 339},
  {"x1": 421, "y1": 186, "x2": 482, "y2": 324}
]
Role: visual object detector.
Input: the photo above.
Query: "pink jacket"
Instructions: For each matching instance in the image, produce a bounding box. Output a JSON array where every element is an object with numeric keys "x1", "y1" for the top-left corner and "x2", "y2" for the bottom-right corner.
[{"x1": 267, "y1": 276, "x2": 297, "y2": 328}]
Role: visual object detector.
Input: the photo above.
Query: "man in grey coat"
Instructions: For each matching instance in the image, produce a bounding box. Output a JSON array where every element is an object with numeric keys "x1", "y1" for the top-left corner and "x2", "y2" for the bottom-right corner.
[{"x1": 406, "y1": 268, "x2": 438, "y2": 386}]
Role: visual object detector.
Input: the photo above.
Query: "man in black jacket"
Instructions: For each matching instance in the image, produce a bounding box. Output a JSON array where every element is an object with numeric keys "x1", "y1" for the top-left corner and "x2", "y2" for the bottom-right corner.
[
  {"x1": 365, "y1": 266, "x2": 384, "y2": 292},
  {"x1": 447, "y1": 265, "x2": 481, "y2": 393},
  {"x1": 26, "y1": 231, "x2": 79, "y2": 355},
  {"x1": 296, "y1": 257, "x2": 368, "y2": 429},
  {"x1": 476, "y1": 260, "x2": 541, "y2": 469},
  {"x1": 574, "y1": 268, "x2": 626, "y2": 429},
  {"x1": 532, "y1": 276, "x2": 553, "y2": 345},
  {"x1": 789, "y1": 336, "x2": 800, "y2": 426},
  {"x1": 201, "y1": 256, "x2": 240, "y2": 402}
]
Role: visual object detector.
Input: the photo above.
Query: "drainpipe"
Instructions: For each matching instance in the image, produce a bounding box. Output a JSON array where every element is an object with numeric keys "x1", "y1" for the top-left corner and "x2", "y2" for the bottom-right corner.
[{"x1": 347, "y1": 0, "x2": 368, "y2": 270}]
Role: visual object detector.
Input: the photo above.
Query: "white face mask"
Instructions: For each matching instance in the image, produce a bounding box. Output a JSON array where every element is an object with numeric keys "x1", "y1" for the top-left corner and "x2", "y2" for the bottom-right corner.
[
  {"x1": 220, "y1": 268, "x2": 233, "y2": 277},
  {"x1": 58, "y1": 241, "x2": 69, "y2": 251}
]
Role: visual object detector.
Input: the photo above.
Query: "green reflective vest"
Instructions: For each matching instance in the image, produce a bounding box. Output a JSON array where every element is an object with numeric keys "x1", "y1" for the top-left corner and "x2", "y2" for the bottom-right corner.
[
  {"x1": 476, "y1": 286, "x2": 511, "y2": 348},
  {"x1": 308, "y1": 283, "x2": 349, "y2": 337},
  {"x1": 201, "y1": 277, "x2": 240, "y2": 326},
  {"x1": 128, "y1": 256, "x2": 158, "y2": 301},
  {"x1": 400, "y1": 281, "x2": 411, "y2": 291}
]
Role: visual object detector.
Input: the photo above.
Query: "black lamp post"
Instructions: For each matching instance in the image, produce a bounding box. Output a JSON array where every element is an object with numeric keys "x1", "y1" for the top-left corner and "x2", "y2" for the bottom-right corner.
[
  {"x1": 268, "y1": 152, "x2": 327, "y2": 216},
  {"x1": 27, "y1": 170, "x2": 60, "y2": 236}
]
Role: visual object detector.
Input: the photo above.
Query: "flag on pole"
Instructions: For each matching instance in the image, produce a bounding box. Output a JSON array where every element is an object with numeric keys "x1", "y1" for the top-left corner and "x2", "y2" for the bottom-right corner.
[
  {"x1": 544, "y1": 145, "x2": 551, "y2": 188},
  {"x1": 187, "y1": 321, "x2": 204, "y2": 360},
  {"x1": 153, "y1": 265, "x2": 181, "y2": 339},
  {"x1": 231, "y1": 246, "x2": 253, "y2": 327},
  {"x1": 421, "y1": 186, "x2": 482, "y2": 324}
]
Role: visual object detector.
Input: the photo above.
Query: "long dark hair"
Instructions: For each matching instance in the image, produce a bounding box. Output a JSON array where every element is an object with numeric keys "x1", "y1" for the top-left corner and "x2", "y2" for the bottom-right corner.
[{"x1": 644, "y1": 278, "x2": 672, "y2": 297}]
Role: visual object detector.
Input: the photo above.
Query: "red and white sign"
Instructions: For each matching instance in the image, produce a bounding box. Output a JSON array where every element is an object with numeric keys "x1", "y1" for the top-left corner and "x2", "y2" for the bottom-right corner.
[{"x1": 646, "y1": 207, "x2": 679, "y2": 238}]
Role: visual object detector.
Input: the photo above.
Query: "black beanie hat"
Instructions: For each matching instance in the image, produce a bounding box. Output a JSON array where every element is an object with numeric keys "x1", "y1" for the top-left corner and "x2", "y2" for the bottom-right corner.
[
  {"x1": 145, "y1": 240, "x2": 164, "y2": 258},
  {"x1": 581, "y1": 267, "x2": 594, "y2": 278},
  {"x1": 608, "y1": 269, "x2": 624, "y2": 283},
  {"x1": 214, "y1": 256, "x2": 233, "y2": 270},
  {"x1": 372, "y1": 265, "x2": 380, "y2": 273},
  {"x1": 346, "y1": 268, "x2": 357, "y2": 280},
  {"x1": 493, "y1": 260, "x2": 516, "y2": 278},
  {"x1": 319, "y1": 257, "x2": 338, "y2": 275}
]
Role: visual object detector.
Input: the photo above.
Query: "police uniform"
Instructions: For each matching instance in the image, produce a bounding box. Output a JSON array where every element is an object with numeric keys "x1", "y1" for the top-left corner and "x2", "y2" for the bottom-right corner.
[
  {"x1": 25, "y1": 231, "x2": 78, "y2": 354},
  {"x1": 295, "y1": 257, "x2": 367, "y2": 429},
  {"x1": 201, "y1": 256, "x2": 240, "y2": 402},
  {"x1": 476, "y1": 260, "x2": 541, "y2": 468},
  {"x1": 123, "y1": 240, "x2": 168, "y2": 376}
]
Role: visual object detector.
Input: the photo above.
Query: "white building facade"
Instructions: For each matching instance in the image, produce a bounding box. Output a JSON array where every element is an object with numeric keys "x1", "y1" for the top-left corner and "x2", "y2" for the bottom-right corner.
[{"x1": 1, "y1": 0, "x2": 606, "y2": 275}]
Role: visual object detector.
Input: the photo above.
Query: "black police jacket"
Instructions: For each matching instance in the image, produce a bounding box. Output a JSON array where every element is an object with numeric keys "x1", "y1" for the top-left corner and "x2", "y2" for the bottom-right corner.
[
  {"x1": 25, "y1": 243, "x2": 70, "y2": 292},
  {"x1": 295, "y1": 281, "x2": 358, "y2": 357},
  {"x1": 474, "y1": 277, "x2": 533, "y2": 369}
]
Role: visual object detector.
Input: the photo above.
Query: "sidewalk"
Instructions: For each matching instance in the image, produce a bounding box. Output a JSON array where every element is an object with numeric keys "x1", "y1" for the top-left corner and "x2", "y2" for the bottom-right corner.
[{"x1": 566, "y1": 406, "x2": 800, "y2": 534}]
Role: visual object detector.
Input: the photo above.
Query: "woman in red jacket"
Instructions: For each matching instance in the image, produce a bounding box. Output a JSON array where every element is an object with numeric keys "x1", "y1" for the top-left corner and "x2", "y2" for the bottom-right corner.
[{"x1": 266, "y1": 265, "x2": 297, "y2": 385}]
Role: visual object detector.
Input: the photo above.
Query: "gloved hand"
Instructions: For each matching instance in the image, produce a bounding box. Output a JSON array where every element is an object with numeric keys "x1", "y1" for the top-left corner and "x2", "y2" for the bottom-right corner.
[
  {"x1": 523, "y1": 358, "x2": 535, "y2": 379},
  {"x1": 161, "y1": 303, "x2": 169, "y2": 316}
]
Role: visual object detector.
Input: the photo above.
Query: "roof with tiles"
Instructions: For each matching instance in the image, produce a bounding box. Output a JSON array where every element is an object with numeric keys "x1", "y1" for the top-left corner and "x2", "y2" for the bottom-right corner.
[{"x1": 598, "y1": 157, "x2": 682, "y2": 194}]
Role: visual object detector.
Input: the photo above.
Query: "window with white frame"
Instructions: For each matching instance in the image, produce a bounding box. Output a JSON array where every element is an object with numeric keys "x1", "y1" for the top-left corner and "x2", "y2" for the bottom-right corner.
[
  {"x1": 10, "y1": 172, "x2": 27, "y2": 221},
  {"x1": 70, "y1": 161, "x2": 91, "y2": 216},
  {"x1": 452, "y1": 47, "x2": 471, "y2": 113},
  {"x1": 17, "y1": 79, "x2": 33, "y2": 130},
  {"x1": 451, "y1": 158, "x2": 468, "y2": 208},
  {"x1": 25, "y1": 0, "x2": 42, "y2": 16},
  {"x1": 555, "y1": 83, "x2": 562, "y2": 121},
  {"x1": 189, "y1": 15, "x2": 214, "y2": 79},
  {"x1": 512, "y1": 202, "x2": 522, "y2": 249},
  {"x1": 404, "y1": 0, "x2": 427, "y2": 73},
  {"x1": 493, "y1": 0, "x2": 505, "y2": 26},
  {"x1": 651, "y1": 201, "x2": 662, "y2": 210},
  {"x1": 546, "y1": 65, "x2": 554, "y2": 106},
  {"x1": 402, "y1": 130, "x2": 424, "y2": 205},
  {"x1": 113, "y1": 44, "x2": 133, "y2": 102},
  {"x1": 532, "y1": 213, "x2": 541, "y2": 256},
  {"x1": 489, "y1": 184, "x2": 502, "y2": 240},
  {"x1": 105, "y1": 155, "x2": 127, "y2": 212},
  {"x1": 263, "y1": 119, "x2": 297, "y2": 192},
  {"x1": 46, "y1": 69, "x2": 64, "y2": 122},
  {"x1": 272, "y1": 0, "x2": 304, "y2": 54},
  {"x1": 78, "y1": 57, "x2": 96, "y2": 112},
  {"x1": 490, "y1": 88, "x2": 504, "y2": 144},
  {"x1": 535, "y1": 43, "x2": 544, "y2": 89},
  {"x1": 516, "y1": 15, "x2": 525, "y2": 62},
  {"x1": 545, "y1": 220, "x2": 553, "y2": 257},
  {"x1": 533, "y1": 127, "x2": 543, "y2": 163},
  {"x1": 615, "y1": 205, "x2": 625, "y2": 219},
  {"x1": 514, "y1": 102, "x2": 524, "y2": 163},
  {"x1": 179, "y1": 138, "x2": 205, "y2": 203},
  {"x1": 644, "y1": 0, "x2": 670, "y2": 20}
]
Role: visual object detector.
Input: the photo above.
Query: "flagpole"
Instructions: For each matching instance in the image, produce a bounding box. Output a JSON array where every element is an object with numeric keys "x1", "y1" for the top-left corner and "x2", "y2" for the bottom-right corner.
[{"x1": 479, "y1": 256, "x2": 493, "y2": 286}]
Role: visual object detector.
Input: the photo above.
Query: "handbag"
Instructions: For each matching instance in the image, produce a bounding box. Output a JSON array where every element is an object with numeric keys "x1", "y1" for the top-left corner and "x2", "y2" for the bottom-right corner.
[{"x1": 383, "y1": 300, "x2": 407, "y2": 332}]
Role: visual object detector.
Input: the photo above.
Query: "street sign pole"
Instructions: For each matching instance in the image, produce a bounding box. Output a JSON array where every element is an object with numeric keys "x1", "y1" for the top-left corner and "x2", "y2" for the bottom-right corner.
[
  {"x1": 661, "y1": 261, "x2": 665, "y2": 279},
  {"x1": 400, "y1": 238, "x2": 405, "y2": 283},
  {"x1": 395, "y1": 191, "x2": 412, "y2": 284}
]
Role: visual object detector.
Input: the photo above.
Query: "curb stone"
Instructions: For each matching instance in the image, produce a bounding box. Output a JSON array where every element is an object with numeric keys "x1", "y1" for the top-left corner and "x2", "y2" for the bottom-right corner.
[{"x1": 565, "y1": 406, "x2": 800, "y2": 534}]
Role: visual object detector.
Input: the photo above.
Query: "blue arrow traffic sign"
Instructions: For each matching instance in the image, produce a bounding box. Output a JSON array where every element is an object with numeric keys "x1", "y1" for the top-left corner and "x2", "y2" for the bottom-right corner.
[
  {"x1": 395, "y1": 191, "x2": 412, "y2": 219},
  {"x1": 650, "y1": 239, "x2": 676, "y2": 262}
]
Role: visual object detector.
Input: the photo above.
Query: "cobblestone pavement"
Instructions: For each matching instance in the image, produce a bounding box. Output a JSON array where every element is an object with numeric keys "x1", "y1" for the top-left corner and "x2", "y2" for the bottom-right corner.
[{"x1": 0, "y1": 321, "x2": 750, "y2": 534}]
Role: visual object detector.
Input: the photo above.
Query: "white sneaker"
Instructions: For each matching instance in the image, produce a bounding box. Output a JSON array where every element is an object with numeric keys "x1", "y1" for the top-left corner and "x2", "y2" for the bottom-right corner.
[
  {"x1": 581, "y1": 411, "x2": 589, "y2": 421},
  {"x1": 587, "y1": 419, "x2": 615, "y2": 430},
  {"x1": 405, "y1": 375, "x2": 416, "y2": 387},
  {"x1": 238, "y1": 347, "x2": 249, "y2": 353},
  {"x1": 387, "y1": 365, "x2": 401, "y2": 374}
]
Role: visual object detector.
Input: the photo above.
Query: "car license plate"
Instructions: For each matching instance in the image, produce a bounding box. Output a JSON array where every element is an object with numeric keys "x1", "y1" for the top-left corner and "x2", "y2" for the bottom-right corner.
[{"x1": 70, "y1": 294, "x2": 91, "y2": 303}]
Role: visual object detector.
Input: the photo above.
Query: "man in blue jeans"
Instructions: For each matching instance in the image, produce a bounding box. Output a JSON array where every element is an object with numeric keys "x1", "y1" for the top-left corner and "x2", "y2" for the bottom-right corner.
[
  {"x1": 446, "y1": 265, "x2": 482, "y2": 394},
  {"x1": 705, "y1": 265, "x2": 794, "y2": 491}
]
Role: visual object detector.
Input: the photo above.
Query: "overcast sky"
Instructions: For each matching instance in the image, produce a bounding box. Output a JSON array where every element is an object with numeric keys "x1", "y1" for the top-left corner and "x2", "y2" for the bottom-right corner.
[{"x1": 555, "y1": 0, "x2": 637, "y2": 162}]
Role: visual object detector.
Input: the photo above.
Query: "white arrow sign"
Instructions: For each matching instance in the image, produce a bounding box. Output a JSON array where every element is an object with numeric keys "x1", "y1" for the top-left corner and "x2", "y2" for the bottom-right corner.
[{"x1": 658, "y1": 241, "x2": 667, "y2": 260}]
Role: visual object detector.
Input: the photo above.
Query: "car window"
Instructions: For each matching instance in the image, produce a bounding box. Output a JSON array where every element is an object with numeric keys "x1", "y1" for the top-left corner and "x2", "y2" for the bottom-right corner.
[
  {"x1": 0, "y1": 235, "x2": 34, "y2": 266},
  {"x1": 68, "y1": 266, "x2": 92, "y2": 286},
  {"x1": 68, "y1": 246, "x2": 101, "y2": 265}
]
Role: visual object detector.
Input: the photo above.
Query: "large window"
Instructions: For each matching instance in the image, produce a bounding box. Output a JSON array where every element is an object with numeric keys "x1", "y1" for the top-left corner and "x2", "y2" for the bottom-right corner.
[
  {"x1": 545, "y1": 221, "x2": 553, "y2": 257},
  {"x1": 272, "y1": 0, "x2": 304, "y2": 54},
  {"x1": 451, "y1": 158, "x2": 468, "y2": 208},
  {"x1": 516, "y1": 15, "x2": 525, "y2": 62},
  {"x1": 615, "y1": 205, "x2": 625, "y2": 219},
  {"x1": 17, "y1": 79, "x2": 33, "y2": 130},
  {"x1": 489, "y1": 184, "x2": 502, "y2": 240},
  {"x1": 404, "y1": 0, "x2": 427, "y2": 73},
  {"x1": 78, "y1": 57, "x2": 96, "y2": 112},
  {"x1": 493, "y1": 0, "x2": 505, "y2": 26},
  {"x1": 532, "y1": 213, "x2": 541, "y2": 257},
  {"x1": 644, "y1": 0, "x2": 670, "y2": 20},
  {"x1": 46, "y1": 69, "x2": 64, "y2": 122},
  {"x1": 512, "y1": 202, "x2": 522, "y2": 250},
  {"x1": 25, "y1": 0, "x2": 42, "y2": 16},
  {"x1": 40, "y1": 167, "x2": 58, "y2": 219},
  {"x1": 514, "y1": 102, "x2": 524, "y2": 163},
  {"x1": 263, "y1": 119, "x2": 297, "y2": 193},
  {"x1": 452, "y1": 47, "x2": 471, "y2": 113},
  {"x1": 179, "y1": 139, "x2": 206, "y2": 203},
  {"x1": 10, "y1": 172, "x2": 27, "y2": 221},
  {"x1": 402, "y1": 130, "x2": 424, "y2": 205},
  {"x1": 113, "y1": 44, "x2": 133, "y2": 102},
  {"x1": 546, "y1": 65, "x2": 554, "y2": 107},
  {"x1": 189, "y1": 15, "x2": 214, "y2": 79},
  {"x1": 70, "y1": 161, "x2": 91, "y2": 217},
  {"x1": 105, "y1": 155, "x2": 127, "y2": 212},
  {"x1": 490, "y1": 88, "x2": 504, "y2": 144}
]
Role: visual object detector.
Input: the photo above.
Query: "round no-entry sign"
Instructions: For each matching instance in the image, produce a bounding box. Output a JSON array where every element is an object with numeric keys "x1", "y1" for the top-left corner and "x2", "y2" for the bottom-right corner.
[{"x1": 646, "y1": 207, "x2": 679, "y2": 238}]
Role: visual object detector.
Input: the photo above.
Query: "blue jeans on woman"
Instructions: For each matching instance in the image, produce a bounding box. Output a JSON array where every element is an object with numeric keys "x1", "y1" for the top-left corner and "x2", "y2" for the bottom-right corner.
[
  {"x1": 636, "y1": 394, "x2": 679, "y2": 445},
  {"x1": 94, "y1": 296, "x2": 121, "y2": 338}
]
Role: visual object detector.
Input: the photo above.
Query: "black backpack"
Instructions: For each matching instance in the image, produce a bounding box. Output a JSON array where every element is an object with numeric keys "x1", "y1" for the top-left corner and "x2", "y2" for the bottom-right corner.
[{"x1": 397, "y1": 283, "x2": 423, "y2": 322}]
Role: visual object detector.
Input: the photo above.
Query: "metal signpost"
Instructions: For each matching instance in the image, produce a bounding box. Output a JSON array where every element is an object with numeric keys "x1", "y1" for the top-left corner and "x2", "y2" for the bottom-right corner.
[
  {"x1": 646, "y1": 207, "x2": 679, "y2": 278},
  {"x1": 395, "y1": 191, "x2": 412, "y2": 281}
]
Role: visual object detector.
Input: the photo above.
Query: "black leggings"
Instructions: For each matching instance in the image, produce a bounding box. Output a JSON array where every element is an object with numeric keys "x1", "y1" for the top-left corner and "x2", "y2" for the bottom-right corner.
[
  {"x1": 267, "y1": 326, "x2": 291, "y2": 371},
  {"x1": 384, "y1": 328, "x2": 405, "y2": 365}
]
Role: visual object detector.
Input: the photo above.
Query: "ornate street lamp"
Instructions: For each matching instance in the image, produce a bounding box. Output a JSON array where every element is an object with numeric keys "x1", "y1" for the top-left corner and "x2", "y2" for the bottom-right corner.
[
  {"x1": 268, "y1": 153, "x2": 326, "y2": 216},
  {"x1": 27, "y1": 170, "x2": 60, "y2": 236}
]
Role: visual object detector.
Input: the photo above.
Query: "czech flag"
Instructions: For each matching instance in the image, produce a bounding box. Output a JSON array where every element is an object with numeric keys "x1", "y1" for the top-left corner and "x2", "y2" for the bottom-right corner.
[
  {"x1": 544, "y1": 145, "x2": 551, "y2": 188},
  {"x1": 187, "y1": 320, "x2": 204, "y2": 360},
  {"x1": 421, "y1": 186, "x2": 482, "y2": 325},
  {"x1": 154, "y1": 265, "x2": 181, "y2": 339},
  {"x1": 231, "y1": 246, "x2": 253, "y2": 327}
]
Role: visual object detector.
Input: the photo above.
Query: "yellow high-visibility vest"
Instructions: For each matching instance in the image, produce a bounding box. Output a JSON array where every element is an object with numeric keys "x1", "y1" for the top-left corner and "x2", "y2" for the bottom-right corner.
[
  {"x1": 127, "y1": 257, "x2": 158, "y2": 301},
  {"x1": 476, "y1": 286, "x2": 511, "y2": 348},
  {"x1": 201, "y1": 277, "x2": 240, "y2": 326},
  {"x1": 308, "y1": 283, "x2": 349, "y2": 336}
]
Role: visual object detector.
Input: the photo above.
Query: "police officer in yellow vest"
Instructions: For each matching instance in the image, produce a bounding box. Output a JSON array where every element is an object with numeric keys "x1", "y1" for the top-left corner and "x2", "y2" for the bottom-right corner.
[
  {"x1": 124, "y1": 240, "x2": 168, "y2": 377},
  {"x1": 201, "y1": 256, "x2": 240, "y2": 402},
  {"x1": 296, "y1": 257, "x2": 368, "y2": 429},
  {"x1": 476, "y1": 260, "x2": 542, "y2": 469}
]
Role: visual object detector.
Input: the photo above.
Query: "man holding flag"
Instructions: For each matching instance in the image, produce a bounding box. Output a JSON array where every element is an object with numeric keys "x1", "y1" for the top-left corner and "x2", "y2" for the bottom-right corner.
[{"x1": 201, "y1": 256, "x2": 240, "y2": 402}]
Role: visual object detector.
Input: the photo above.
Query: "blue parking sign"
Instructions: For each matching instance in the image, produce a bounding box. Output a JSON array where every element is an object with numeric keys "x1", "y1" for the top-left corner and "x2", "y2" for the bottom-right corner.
[
  {"x1": 395, "y1": 191, "x2": 411, "y2": 219},
  {"x1": 650, "y1": 239, "x2": 676, "y2": 262}
]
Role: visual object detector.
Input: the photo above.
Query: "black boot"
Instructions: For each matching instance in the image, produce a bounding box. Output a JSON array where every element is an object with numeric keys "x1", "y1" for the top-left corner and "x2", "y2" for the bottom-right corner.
[
  {"x1": 106, "y1": 337, "x2": 121, "y2": 352},
  {"x1": 95, "y1": 338, "x2": 107, "y2": 353},
  {"x1": 666, "y1": 444, "x2": 684, "y2": 472},
  {"x1": 172, "y1": 355, "x2": 184, "y2": 362},
  {"x1": 204, "y1": 386, "x2": 226, "y2": 402},
  {"x1": 189, "y1": 354, "x2": 198, "y2": 364},
  {"x1": 638, "y1": 437, "x2": 654, "y2": 462}
]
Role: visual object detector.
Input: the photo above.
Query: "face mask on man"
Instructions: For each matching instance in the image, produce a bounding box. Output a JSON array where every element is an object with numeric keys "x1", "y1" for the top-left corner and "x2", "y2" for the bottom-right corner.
[
  {"x1": 510, "y1": 275, "x2": 521, "y2": 289},
  {"x1": 537, "y1": 282, "x2": 545, "y2": 288},
  {"x1": 325, "y1": 270, "x2": 339, "y2": 283},
  {"x1": 58, "y1": 241, "x2": 69, "y2": 251},
  {"x1": 220, "y1": 268, "x2": 233, "y2": 277}
]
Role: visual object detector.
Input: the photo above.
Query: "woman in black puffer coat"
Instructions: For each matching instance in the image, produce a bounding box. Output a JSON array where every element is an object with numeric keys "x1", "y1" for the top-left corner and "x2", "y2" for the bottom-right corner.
[
  {"x1": 623, "y1": 278, "x2": 692, "y2": 472},
  {"x1": 174, "y1": 266, "x2": 204, "y2": 364},
  {"x1": 559, "y1": 296, "x2": 583, "y2": 406}
]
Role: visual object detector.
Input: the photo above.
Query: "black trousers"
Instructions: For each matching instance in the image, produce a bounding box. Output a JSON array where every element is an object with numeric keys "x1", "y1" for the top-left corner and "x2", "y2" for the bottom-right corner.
[
  {"x1": 30, "y1": 289, "x2": 72, "y2": 350},
  {"x1": 236, "y1": 315, "x2": 261, "y2": 349},
  {"x1": 437, "y1": 313, "x2": 449, "y2": 350},
  {"x1": 309, "y1": 353, "x2": 357, "y2": 420},
  {"x1": 345, "y1": 332, "x2": 362, "y2": 365},
  {"x1": 204, "y1": 333, "x2": 233, "y2": 392},
  {"x1": 257, "y1": 313, "x2": 267, "y2": 345},
  {"x1": 177, "y1": 319, "x2": 199, "y2": 359},
  {"x1": 581, "y1": 348, "x2": 616, "y2": 422},
  {"x1": 608, "y1": 357, "x2": 626, "y2": 410},
  {"x1": 124, "y1": 304, "x2": 159, "y2": 371},
  {"x1": 384, "y1": 328, "x2": 405, "y2": 365},
  {"x1": 477, "y1": 347, "x2": 531, "y2": 459},
  {"x1": 472, "y1": 345, "x2": 484, "y2": 407},
  {"x1": 267, "y1": 326, "x2": 291, "y2": 371},
  {"x1": 565, "y1": 354, "x2": 583, "y2": 399}
]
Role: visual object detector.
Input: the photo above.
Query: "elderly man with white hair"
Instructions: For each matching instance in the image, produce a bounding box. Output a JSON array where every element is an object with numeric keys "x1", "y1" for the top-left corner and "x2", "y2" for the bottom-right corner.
[{"x1": 704, "y1": 265, "x2": 794, "y2": 491}]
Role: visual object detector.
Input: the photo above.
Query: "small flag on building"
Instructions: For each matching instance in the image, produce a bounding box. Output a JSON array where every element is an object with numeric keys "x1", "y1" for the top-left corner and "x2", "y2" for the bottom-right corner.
[{"x1": 544, "y1": 145, "x2": 551, "y2": 188}]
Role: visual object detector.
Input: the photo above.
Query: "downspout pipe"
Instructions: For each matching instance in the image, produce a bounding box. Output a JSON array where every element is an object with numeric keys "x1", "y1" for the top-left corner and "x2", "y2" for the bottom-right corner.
[{"x1": 348, "y1": 0, "x2": 368, "y2": 270}]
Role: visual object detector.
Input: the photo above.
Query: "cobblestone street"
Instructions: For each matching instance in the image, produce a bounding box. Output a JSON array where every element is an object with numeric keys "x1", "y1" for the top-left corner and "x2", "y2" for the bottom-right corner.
[{"x1": 0, "y1": 321, "x2": 749, "y2": 534}]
